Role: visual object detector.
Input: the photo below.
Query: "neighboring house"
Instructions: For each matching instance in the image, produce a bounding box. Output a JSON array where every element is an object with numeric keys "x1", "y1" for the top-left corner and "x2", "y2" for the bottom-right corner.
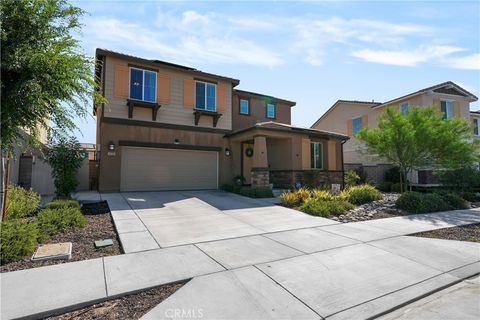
[
  {"x1": 94, "y1": 49, "x2": 348, "y2": 192},
  {"x1": 311, "y1": 81, "x2": 479, "y2": 185}
]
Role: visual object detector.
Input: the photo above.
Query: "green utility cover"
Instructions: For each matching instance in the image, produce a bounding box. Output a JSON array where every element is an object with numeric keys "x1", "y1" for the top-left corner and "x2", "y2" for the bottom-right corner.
[{"x1": 95, "y1": 239, "x2": 114, "y2": 248}]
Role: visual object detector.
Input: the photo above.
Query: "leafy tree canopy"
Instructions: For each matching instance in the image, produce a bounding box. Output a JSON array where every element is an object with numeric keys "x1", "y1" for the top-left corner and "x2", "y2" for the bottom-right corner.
[
  {"x1": 357, "y1": 106, "x2": 479, "y2": 191},
  {"x1": 0, "y1": 0, "x2": 102, "y2": 154}
]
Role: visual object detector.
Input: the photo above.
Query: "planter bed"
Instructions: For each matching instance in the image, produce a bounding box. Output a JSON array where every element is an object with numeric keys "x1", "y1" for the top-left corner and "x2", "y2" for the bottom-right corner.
[
  {"x1": 330, "y1": 193, "x2": 407, "y2": 223},
  {"x1": 0, "y1": 210, "x2": 121, "y2": 273},
  {"x1": 47, "y1": 282, "x2": 184, "y2": 320},
  {"x1": 409, "y1": 224, "x2": 480, "y2": 243}
]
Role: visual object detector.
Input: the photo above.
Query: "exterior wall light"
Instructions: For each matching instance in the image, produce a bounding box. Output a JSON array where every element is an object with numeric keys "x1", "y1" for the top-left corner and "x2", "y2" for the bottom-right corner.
[
  {"x1": 174, "y1": 139, "x2": 180, "y2": 145},
  {"x1": 108, "y1": 141, "x2": 115, "y2": 151},
  {"x1": 225, "y1": 148, "x2": 231, "y2": 156}
]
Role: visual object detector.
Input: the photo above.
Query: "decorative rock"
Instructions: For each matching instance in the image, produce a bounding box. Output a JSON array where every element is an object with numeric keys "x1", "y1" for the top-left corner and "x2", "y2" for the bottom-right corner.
[{"x1": 32, "y1": 243, "x2": 72, "y2": 261}]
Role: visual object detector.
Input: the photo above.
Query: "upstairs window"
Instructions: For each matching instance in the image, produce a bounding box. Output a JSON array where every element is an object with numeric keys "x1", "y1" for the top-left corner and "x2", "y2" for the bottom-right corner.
[
  {"x1": 266, "y1": 103, "x2": 276, "y2": 118},
  {"x1": 400, "y1": 102, "x2": 409, "y2": 115},
  {"x1": 352, "y1": 117, "x2": 362, "y2": 136},
  {"x1": 441, "y1": 100, "x2": 454, "y2": 119},
  {"x1": 130, "y1": 68, "x2": 157, "y2": 102},
  {"x1": 196, "y1": 81, "x2": 216, "y2": 111},
  {"x1": 240, "y1": 99, "x2": 249, "y2": 115},
  {"x1": 310, "y1": 142, "x2": 323, "y2": 169}
]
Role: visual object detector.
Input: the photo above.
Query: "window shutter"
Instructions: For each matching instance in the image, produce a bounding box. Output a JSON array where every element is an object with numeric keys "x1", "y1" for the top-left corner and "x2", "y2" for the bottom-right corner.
[
  {"x1": 347, "y1": 119, "x2": 353, "y2": 136},
  {"x1": 454, "y1": 101, "x2": 461, "y2": 118},
  {"x1": 217, "y1": 84, "x2": 228, "y2": 113},
  {"x1": 361, "y1": 115, "x2": 368, "y2": 128},
  {"x1": 114, "y1": 65, "x2": 129, "y2": 99},
  {"x1": 474, "y1": 119, "x2": 479, "y2": 136},
  {"x1": 183, "y1": 79, "x2": 195, "y2": 108},
  {"x1": 157, "y1": 72, "x2": 170, "y2": 104}
]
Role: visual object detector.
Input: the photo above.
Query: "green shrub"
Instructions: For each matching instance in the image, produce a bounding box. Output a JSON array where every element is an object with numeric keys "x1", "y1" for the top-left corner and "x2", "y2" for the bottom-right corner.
[
  {"x1": 377, "y1": 181, "x2": 393, "y2": 192},
  {"x1": 45, "y1": 199, "x2": 81, "y2": 210},
  {"x1": 37, "y1": 207, "x2": 87, "y2": 241},
  {"x1": 1, "y1": 219, "x2": 38, "y2": 263},
  {"x1": 295, "y1": 187, "x2": 312, "y2": 203},
  {"x1": 239, "y1": 187, "x2": 256, "y2": 198},
  {"x1": 390, "y1": 183, "x2": 402, "y2": 193},
  {"x1": 460, "y1": 191, "x2": 480, "y2": 202},
  {"x1": 345, "y1": 170, "x2": 361, "y2": 188},
  {"x1": 433, "y1": 191, "x2": 468, "y2": 210},
  {"x1": 254, "y1": 187, "x2": 274, "y2": 198},
  {"x1": 5, "y1": 185, "x2": 41, "y2": 220},
  {"x1": 310, "y1": 190, "x2": 336, "y2": 201},
  {"x1": 45, "y1": 136, "x2": 86, "y2": 197},
  {"x1": 395, "y1": 192, "x2": 451, "y2": 213},
  {"x1": 300, "y1": 198, "x2": 354, "y2": 217},
  {"x1": 340, "y1": 184, "x2": 382, "y2": 205},
  {"x1": 280, "y1": 192, "x2": 299, "y2": 207}
]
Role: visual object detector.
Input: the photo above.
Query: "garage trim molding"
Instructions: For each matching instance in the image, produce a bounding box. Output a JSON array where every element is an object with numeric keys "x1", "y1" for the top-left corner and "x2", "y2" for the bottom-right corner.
[{"x1": 118, "y1": 140, "x2": 222, "y2": 152}]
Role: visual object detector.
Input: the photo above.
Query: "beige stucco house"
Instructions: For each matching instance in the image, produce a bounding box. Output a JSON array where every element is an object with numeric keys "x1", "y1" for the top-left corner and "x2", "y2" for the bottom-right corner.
[
  {"x1": 94, "y1": 49, "x2": 348, "y2": 192},
  {"x1": 311, "y1": 81, "x2": 478, "y2": 185}
]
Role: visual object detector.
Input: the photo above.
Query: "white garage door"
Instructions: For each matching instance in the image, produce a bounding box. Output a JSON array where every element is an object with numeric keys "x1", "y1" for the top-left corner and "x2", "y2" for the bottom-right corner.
[{"x1": 120, "y1": 147, "x2": 218, "y2": 191}]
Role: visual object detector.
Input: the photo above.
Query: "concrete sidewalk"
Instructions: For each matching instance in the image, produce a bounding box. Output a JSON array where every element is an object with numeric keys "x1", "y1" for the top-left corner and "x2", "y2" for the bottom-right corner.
[{"x1": 1, "y1": 207, "x2": 479, "y2": 319}]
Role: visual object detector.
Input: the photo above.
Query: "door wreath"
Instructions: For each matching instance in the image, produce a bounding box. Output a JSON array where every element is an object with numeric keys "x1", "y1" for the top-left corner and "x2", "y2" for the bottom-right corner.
[{"x1": 245, "y1": 147, "x2": 254, "y2": 157}]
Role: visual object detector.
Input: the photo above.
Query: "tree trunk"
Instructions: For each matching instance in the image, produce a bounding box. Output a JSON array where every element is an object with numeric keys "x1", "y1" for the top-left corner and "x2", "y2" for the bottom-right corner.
[
  {"x1": 399, "y1": 169, "x2": 404, "y2": 193},
  {"x1": 1, "y1": 157, "x2": 10, "y2": 221}
]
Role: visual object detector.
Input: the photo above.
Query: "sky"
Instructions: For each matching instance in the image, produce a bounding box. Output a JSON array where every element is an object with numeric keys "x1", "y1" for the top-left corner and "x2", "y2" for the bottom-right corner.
[{"x1": 71, "y1": 0, "x2": 480, "y2": 143}]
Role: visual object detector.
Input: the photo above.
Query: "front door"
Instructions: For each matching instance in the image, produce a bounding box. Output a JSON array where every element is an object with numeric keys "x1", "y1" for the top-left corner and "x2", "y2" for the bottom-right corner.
[{"x1": 242, "y1": 142, "x2": 254, "y2": 185}]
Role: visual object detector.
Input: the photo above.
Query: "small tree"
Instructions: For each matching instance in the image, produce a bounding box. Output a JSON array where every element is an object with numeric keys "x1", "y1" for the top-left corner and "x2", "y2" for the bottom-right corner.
[
  {"x1": 357, "y1": 107, "x2": 479, "y2": 192},
  {"x1": 45, "y1": 137, "x2": 86, "y2": 197}
]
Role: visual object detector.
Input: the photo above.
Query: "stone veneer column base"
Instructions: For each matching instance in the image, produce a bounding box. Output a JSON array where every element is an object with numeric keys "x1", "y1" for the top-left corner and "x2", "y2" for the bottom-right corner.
[{"x1": 251, "y1": 168, "x2": 270, "y2": 187}]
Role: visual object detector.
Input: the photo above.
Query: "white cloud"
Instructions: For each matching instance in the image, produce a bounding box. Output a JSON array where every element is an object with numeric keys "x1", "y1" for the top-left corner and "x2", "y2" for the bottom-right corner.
[
  {"x1": 84, "y1": 16, "x2": 283, "y2": 68},
  {"x1": 351, "y1": 45, "x2": 464, "y2": 66},
  {"x1": 82, "y1": 9, "x2": 477, "y2": 71},
  {"x1": 444, "y1": 54, "x2": 480, "y2": 70}
]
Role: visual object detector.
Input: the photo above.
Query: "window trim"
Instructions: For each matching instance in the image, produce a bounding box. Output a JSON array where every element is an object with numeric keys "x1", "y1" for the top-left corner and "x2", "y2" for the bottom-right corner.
[
  {"x1": 129, "y1": 67, "x2": 157, "y2": 103},
  {"x1": 352, "y1": 116, "x2": 362, "y2": 136},
  {"x1": 440, "y1": 99, "x2": 454, "y2": 119},
  {"x1": 400, "y1": 102, "x2": 409, "y2": 115},
  {"x1": 310, "y1": 142, "x2": 324, "y2": 170},
  {"x1": 266, "y1": 103, "x2": 276, "y2": 119},
  {"x1": 195, "y1": 80, "x2": 217, "y2": 112},
  {"x1": 239, "y1": 98, "x2": 250, "y2": 115}
]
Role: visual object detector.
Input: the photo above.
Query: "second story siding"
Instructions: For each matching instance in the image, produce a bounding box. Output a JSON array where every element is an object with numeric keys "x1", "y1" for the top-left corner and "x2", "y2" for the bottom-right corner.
[
  {"x1": 99, "y1": 51, "x2": 238, "y2": 131},
  {"x1": 232, "y1": 90, "x2": 295, "y2": 131}
]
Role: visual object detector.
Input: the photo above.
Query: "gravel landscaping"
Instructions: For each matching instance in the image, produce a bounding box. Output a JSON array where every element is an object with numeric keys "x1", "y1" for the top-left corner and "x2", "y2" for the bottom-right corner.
[
  {"x1": 330, "y1": 193, "x2": 407, "y2": 223},
  {"x1": 0, "y1": 211, "x2": 121, "y2": 273},
  {"x1": 47, "y1": 282, "x2": 184, "y2": 320},
  {"x1": 410, "y1": 224, "x2": 480, "y2": 243}
]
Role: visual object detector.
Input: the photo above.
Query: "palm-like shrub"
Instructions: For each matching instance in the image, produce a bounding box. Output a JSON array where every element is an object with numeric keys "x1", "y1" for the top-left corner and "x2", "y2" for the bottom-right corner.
[{"x1": 341, "y1": 184, "x2": 382, "y2": 205}]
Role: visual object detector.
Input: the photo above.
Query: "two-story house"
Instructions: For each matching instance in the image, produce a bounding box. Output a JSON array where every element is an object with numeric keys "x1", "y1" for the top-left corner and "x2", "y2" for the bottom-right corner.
[
  {"x1": 311, "y1": 81, "x2": 478, "y2": 185},
  {"x1": 94, "y1": 49, "x2": 348, "y2": 192}
]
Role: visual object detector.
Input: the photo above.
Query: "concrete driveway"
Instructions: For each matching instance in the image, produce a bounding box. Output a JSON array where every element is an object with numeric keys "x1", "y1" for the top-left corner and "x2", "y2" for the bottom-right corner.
[
  {"x1": 3, "y1": 191, "x2": 479, "y2": 319},
  {"x1": 102, "y1": 190, "x2": 337, "y2": 252}
]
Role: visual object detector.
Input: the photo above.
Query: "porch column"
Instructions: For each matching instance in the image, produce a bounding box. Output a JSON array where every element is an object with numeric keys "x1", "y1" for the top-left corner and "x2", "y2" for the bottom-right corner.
[{"x1": 251, "y1": 135, "x2": 269, "y2": 187}]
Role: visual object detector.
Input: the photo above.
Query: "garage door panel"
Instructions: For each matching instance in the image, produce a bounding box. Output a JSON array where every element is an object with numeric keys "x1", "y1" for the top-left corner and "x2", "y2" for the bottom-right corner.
[{"x1": 121, "y1": 147, "x2": 218, "y2": 191}]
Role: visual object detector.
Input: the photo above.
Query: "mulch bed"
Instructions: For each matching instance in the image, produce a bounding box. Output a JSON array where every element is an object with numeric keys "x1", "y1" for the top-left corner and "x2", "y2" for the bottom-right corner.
[
  {"x1": 47, "y1": 282, "x2": 184, "y2": 320},
  {"x1": 410, "y1": 223, "x2": 480, "y2": 243},
  {"x1": 0, "y1": 211, "x2": 121, "y2": 273}
]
